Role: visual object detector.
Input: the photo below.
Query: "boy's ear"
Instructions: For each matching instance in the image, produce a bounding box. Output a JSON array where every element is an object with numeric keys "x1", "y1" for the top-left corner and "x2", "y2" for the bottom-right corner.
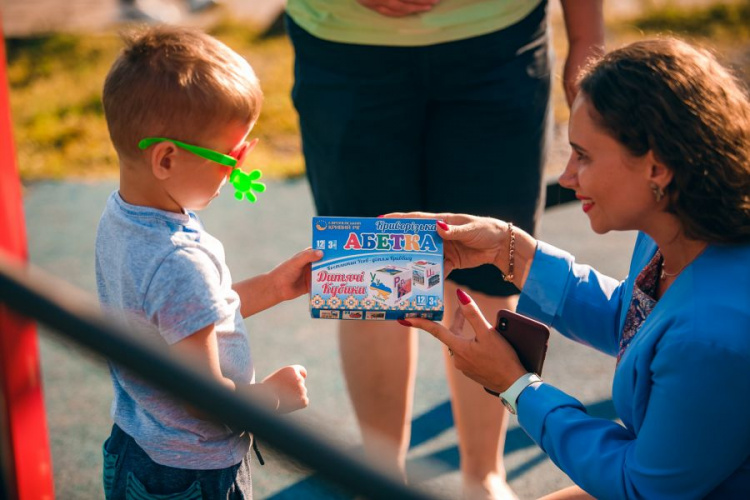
[
  {"x1": 645, "y1": 150, "x2": 673, "y2": 188},
  {"x1": 150, "y1": 142, "x2": 177, "y2": 180},
  {"x1": 235, "y1": 138, "x2": 259, "y2": 167}
]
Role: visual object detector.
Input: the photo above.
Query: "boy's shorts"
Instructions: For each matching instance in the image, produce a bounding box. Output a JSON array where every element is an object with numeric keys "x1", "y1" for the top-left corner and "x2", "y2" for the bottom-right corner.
[
  {"x1": 102, "y1": 424, "x2": 252, "y2": 499},
  {"x1": 288, "y1": 1, "x2": 551, "y2": 297}
]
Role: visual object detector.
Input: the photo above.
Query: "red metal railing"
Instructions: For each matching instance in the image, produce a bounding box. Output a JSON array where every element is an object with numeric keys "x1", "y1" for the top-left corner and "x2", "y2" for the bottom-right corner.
[{"x1": 0, "y1": 19, "x2": 55, "y2": 500}]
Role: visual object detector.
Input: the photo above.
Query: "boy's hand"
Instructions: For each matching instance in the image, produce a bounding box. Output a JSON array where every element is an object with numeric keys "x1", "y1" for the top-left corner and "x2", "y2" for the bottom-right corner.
[
  {"x1": 271, "y1": 248, "x2": 323, "y2": 301},
  {"x1": 233, "y1": 248, "x2": 322, "y2": 317},
  {"x1": 261, "y1": 365, "x2": 309, "y2": 414}
]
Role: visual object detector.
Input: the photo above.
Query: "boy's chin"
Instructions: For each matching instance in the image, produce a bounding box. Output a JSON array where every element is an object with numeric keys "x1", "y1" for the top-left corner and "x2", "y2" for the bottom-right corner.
[{"x1": 185, "y1": 198, "x2": 214, "y2": 211}]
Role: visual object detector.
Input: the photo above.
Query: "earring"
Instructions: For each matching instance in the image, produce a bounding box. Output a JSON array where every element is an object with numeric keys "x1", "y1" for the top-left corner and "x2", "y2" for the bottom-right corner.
[{"x1": 650, "y1": 183, "x2": 665, "y2": 203}]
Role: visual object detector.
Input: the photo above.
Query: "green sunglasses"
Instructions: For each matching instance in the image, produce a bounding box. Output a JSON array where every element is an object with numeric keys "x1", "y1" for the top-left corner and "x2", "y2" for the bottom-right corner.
[
  {"x1": 138, "y1": 137, "x2": 266, "y2": 203},
  {"x1": 138, "y1": 137, "x2": 239, "y2": 167}
]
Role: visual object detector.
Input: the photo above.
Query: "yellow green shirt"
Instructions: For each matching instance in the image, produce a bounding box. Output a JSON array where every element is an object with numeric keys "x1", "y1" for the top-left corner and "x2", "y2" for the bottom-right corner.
[{"x1": 286, "y1": 0, "x2": 544, "y2": 47}]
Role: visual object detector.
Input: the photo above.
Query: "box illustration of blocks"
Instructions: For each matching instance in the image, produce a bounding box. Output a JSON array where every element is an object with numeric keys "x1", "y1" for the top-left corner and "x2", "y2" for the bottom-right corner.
[
  {"x1": 411, "y1": 260, "x2": 441, "y2": 290},
  {"x1": 368, "y1": 265, "x2": 412, "y2": 307}
]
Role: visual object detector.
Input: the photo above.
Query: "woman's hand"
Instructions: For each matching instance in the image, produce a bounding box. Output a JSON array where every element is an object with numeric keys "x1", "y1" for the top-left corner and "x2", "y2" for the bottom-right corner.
[
  {"x1": 386, "y1": 212, "x2": 537, "y2": 288},
  {"x1": 357, "y1": 0, "x2": 439, "y2": 17},
  {"x1": 563, "y1": 38, "x2": 604, "y2": 107},
  {"x1": 386, "y1": 212, "x2": 506, "y2": 274},
  {"x1": 401, "y1": 289, "x2": 527, "y2": 394}
]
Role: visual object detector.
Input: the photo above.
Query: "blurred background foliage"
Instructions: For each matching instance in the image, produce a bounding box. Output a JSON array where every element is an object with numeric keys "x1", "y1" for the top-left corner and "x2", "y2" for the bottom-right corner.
[{"x1": 5, "y1": 1, "x2": 750, "y2": 181}]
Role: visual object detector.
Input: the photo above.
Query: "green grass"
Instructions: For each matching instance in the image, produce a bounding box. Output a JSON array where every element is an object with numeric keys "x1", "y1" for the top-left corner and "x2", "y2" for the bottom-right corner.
[
  {"x1": 6, "y1": 18, "x2": 303, "y2": 180},
  {"x1": 611, "y1": 1, "x2": 750, "y2": 92},
  {"x1": 633, "y1": 1, "x2": 750, "y2": 38},
  {"x1": 5, "y1": 3, "x2": 750, "y2": 181},
  {"x1": 7, "y1": 33, "x2": 121, "y2": 179}
]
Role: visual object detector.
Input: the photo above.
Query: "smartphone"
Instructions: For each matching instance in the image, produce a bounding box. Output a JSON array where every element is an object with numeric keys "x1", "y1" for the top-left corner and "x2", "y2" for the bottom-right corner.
[{"x1": 484, "y1": 309, "x2": 550, "y2": 397}]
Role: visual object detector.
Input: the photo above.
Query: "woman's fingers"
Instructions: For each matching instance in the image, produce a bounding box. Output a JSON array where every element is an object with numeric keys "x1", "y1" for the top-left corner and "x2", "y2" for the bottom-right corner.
[
  {"x1": 402, "y1": 317, "x2": 466, "y2": 355},
  {"x1": 454, "y1": 289, "x2": 494, "y2": 337},
  {"x1": 383, "y1": 212, "x2": 474, "y2": 226},
  {"x1": 383, "y1": 211, "x2": 441, "y2": 219},
  {"x1": 448, "y1": 305, "x2": 465, "y2": 337}
]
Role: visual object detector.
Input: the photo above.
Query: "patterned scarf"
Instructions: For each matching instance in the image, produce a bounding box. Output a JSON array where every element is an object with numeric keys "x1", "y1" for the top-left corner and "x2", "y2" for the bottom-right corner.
[{"x1": 617, "y1": 250, "x2": 663, "y2": 364}]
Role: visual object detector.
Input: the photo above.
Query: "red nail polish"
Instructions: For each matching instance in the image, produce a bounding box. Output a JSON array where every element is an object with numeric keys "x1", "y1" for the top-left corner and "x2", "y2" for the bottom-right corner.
[
  {"x1": 436, "y1": 220, "x2": 449, "y2": 231},
  {"x1": 377, "y1": 215, "x2": 384, "y2": 218},
  {"x1": 456, "y1": 288, "x2": 471, "y2": 305},
  {"x1": 397, "y1": 319, "x2": 412, "y2": 327}
]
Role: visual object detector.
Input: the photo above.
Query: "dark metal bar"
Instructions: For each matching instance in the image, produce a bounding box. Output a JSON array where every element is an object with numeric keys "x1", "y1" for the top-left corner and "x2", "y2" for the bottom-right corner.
[{"x1": 0, "y1": 253, "x2": 438, "y2": 500}]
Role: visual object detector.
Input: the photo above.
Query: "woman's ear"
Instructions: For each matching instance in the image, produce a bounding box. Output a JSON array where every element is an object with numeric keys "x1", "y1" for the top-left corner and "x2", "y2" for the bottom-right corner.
[
  {"x1": 646, "y1": 150, "x2": 673, "y2": 189},
  {"x1": 150, "y1": 142, "x2": 177, "y2": 180}
]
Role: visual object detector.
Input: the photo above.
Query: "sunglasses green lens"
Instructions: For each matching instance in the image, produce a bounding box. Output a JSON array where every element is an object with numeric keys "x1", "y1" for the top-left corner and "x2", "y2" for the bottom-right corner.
[
  {"x1": 138, "y1": 137, "x2": 238, "y2": 167},
  {"x1": 138, "y1": 137, "x2": 266, "y2": 204}
]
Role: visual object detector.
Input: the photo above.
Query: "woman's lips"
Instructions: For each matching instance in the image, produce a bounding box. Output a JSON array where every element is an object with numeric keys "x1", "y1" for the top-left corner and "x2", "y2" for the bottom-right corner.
[{"x1": 577, "y1": 195, "x2": 594, "y2": 213}]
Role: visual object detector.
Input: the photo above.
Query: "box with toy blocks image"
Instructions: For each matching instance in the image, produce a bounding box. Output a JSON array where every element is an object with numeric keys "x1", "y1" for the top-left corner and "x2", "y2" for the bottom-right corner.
[{"x1": 311, "y1": 217, "x2": 444, "y2": 321}]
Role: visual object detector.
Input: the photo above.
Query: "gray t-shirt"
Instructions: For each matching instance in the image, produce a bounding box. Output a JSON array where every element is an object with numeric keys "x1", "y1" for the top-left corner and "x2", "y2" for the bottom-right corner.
[{"x1": 96, "y1": 191, "x2": 253, "y2": 469}]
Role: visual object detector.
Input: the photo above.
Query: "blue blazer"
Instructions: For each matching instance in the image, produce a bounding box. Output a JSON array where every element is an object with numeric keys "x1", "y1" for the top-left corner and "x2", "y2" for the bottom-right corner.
[{"x1": 517, "y1": 232, "x2": 750, "y2": 499}]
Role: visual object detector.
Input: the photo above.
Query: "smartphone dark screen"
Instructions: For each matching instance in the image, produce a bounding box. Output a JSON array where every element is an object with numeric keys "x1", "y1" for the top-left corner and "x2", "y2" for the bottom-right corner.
[{"x1": 484, "y1": 309, "x2": 550, "y2": 396}]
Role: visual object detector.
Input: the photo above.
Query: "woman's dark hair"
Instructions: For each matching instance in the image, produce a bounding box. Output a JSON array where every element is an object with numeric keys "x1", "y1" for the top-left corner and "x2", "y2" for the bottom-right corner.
[{"x1": 578, "y1": 38, "x2": 750, "y2": 243}]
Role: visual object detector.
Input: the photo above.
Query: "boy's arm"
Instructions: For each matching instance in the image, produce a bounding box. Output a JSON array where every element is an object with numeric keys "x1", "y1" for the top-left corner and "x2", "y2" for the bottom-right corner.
[
  {"x1": 171, "y1": 324, "x2": 276, "y2": 416},
  {"x1": 233, "y1": 248, "x2": 322, "y2": 318},
  {"x1": 172, "y1": 324, "x2": 307, "y2": 418}
]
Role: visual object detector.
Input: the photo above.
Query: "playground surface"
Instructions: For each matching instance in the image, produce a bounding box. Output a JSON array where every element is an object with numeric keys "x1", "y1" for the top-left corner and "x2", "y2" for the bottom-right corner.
[{"x1": 24, "y1": 178, "x2": 636, "y2": 499}]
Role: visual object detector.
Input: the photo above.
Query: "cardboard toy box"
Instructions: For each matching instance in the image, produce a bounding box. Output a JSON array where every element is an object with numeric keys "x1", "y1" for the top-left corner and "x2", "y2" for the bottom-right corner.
[
  {"x1": 411, "y1": 260, "x2": 441, "y2": 290},
  {"x1": 311, "y1": 217, "x2": 444, "y2": 321}
]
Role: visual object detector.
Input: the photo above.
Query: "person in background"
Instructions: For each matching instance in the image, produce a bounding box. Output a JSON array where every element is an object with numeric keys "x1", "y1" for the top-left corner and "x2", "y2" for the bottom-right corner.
[{"x1": 285, "y1": 0, "x2": 603, "y2": 497}]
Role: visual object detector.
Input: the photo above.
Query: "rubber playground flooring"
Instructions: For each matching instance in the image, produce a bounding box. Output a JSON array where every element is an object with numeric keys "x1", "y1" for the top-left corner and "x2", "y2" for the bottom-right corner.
[{"x1": 24, "y1": 179, "x2": 635, "y2": 499}]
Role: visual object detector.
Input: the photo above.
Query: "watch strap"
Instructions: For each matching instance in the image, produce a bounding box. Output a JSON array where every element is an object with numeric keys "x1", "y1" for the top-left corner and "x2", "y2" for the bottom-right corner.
[{"x1": 499, "y1": 372, "x2": 542, "y2": 415}]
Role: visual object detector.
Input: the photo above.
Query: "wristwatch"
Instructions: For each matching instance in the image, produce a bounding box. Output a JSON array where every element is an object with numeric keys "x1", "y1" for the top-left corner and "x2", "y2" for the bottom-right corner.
[{"x1": 499, "y1": 372, "x2": 542, "y2": 415}]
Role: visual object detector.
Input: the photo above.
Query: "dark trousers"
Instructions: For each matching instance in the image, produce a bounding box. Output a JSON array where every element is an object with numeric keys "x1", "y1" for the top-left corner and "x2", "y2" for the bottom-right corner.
[
  {"x1": 288, "y1": 2, "x2": 551, "y2": 296},
  {"x1": 102, "y1": 424, "x2": 252, "y2": 499}
]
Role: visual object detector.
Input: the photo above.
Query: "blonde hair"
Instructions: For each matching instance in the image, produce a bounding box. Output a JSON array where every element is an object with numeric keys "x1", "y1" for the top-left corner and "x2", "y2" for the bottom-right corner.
[
  {"x1": 579, "y1": 38, "x2": 750, "y2": 243},
  {"x1": 103, "y1": 26, "x2": 263, "y2": 161}
]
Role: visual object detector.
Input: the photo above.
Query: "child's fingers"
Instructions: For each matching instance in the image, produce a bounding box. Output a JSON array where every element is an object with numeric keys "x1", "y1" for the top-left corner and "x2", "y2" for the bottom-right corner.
[
  {"x1": 292, "y1": 248, "x2": 324, "y2": 265},
  {"x1": 294, "y1": 365, "x2": 308, "y2": 379},
  {"x1": 454, "y1": 289, "x2": 494, "y2": 338},
  {"x1": 307, "y1": 248, "x2": 324, "y2": 263}
]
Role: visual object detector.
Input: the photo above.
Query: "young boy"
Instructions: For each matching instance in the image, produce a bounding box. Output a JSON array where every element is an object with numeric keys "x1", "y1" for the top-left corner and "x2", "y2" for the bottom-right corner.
[{"x1": 96, "y1": 26, "x2": 321, "y2": 498}]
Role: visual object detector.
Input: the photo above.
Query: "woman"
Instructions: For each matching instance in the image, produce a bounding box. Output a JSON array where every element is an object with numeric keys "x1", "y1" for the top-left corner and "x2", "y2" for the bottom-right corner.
[{"x1": 396, "y1": 38, "x2": 750, "y2": 498}]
